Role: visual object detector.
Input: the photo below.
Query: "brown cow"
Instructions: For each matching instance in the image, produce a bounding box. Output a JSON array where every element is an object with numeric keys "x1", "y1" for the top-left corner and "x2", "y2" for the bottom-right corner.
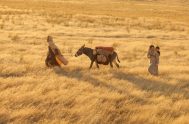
[{"x1": 75, "y1": 45, "x2": 120, "y2": 69}]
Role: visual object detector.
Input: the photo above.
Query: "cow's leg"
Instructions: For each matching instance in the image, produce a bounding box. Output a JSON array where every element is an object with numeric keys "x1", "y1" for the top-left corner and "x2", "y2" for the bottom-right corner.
[
  {"x1": 110, "y1": 61, "x2": 113, "y2": 68},
  {"x1": 95, "y1": 60, "x2": 99, "y2": 68},
  {"x1": 107, "y1": 55, "x2": 113, "y2": 68},
  {"x1": 89, "y1": 61, "x2": 94, "y2": 69},
  {"x1": 113, "y1": 60, "x2": 119, "y2": 68},
  {"x1": 45, "y1": 59, "x2": 49, "y2": 67}
]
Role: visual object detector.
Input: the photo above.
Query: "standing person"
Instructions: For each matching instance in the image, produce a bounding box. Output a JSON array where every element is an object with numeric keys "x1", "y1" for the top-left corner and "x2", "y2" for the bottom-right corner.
[
  {"x1": 45, "y1": 36, "x2": 60, "y2": 67},
  {"x1": 147, "y1": 45, "x2": 155, "y2": 59},
  {"x1": 147, "y1": 45, "x2": 159, "y2": 76},
  {"x1": 45, "y1": 36, "x2": 68, "y2": 67}
]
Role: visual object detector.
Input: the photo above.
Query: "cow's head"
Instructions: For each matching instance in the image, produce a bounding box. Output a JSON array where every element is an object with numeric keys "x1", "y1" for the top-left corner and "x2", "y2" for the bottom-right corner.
[{"x1": 75, "y1": 44, "x2": 85, "y2": 57}]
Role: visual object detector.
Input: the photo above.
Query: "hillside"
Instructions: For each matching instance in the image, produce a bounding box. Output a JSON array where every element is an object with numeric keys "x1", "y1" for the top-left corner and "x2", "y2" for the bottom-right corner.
[{"x1": 0, "y1": 0, "x2": 189, "y2": 124}]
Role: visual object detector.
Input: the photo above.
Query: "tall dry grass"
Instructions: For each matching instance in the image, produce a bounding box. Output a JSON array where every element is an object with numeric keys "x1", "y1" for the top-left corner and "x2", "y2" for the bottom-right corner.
[{"x1": 0, "y1": 0, "x2": 189, "y2": 124}]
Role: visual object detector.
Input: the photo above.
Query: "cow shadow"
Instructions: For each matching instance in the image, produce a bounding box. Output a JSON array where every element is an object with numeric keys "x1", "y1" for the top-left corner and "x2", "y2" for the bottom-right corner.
[
  {"x1": 113, "y1": 71, "x2": 189, "y2": 99},
  {"x1": 53, "y1": 67, "x2": 149, "y2": 105},
  {"x1": 53, "y1": 67, "x2": 126, "y2": 92},
  {"x1": 53, "y1": 68, "x2": 189, "y2": 99}
]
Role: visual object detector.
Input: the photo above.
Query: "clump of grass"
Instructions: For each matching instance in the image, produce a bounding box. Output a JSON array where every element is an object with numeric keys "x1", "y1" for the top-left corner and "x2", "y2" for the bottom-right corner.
[
  {"x1": 126, "y1": 26, "x2": 130, "y2": 33},
  {"x1": 19, "y1": 55, "x2": 24, "y2": 63},
  {"x1": 0, "y1": 24, "x2": 4, "y2": 29},
  {"x1": 5, "y1": 15, "x2": 10, "y2": 22},
  {"x1": 46, "y1": 17, "x2": 62, "y2": 25},
  {"x1": 63, "y1": 22, "x2": 69, "y2": 27},
  {"x1": 174, "y1": 51, "x2": 178, "y2": 56},
  {"x1": 10, "y1": 34, "x2": 20, "y2": 42},
  {"x1": 46, "y1": 14, "x2": 73, "y2": 25},
  {"x1": 147, "y1": 35, "x2": 156, "y2": 39}
]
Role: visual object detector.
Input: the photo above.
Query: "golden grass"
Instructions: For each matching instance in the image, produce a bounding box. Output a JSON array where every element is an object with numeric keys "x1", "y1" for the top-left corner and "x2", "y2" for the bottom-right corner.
[{"x1": 0, "y1": 0, "x2": 189, "y2": 123}]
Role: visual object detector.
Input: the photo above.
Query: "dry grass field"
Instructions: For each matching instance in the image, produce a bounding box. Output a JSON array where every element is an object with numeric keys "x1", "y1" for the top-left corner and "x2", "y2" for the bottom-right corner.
[{"x1": 0, "y1": 0, "x2": 189, "y2": 123}]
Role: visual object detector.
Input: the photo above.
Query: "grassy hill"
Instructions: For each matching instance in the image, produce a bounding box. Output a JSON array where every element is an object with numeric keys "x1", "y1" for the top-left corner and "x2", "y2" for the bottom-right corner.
[{"x1": 0, "y1": 0, "x2": 189, "y2": 123}]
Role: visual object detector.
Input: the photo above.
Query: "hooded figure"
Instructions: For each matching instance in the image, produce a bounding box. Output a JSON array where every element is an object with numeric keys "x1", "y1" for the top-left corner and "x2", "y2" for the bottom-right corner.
[
  {"x1": 45, "y1": 36, "x2": 68, "y2": 67},
  {"x1": 147, "y1": 45, "x2": 160, "y2": 76}
]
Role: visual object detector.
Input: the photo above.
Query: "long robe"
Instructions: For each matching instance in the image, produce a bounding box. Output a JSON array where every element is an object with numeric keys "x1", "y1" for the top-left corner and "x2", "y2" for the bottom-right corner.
[
  {"x1": 45, "y1": 46, "x2": 60, "y2": 67},
  {"x1": 148, "y1": 50, "x2": 159, "y2": 76},
  {"x1": 45, "y1": 36, "x2": 68, "y2": 67}
]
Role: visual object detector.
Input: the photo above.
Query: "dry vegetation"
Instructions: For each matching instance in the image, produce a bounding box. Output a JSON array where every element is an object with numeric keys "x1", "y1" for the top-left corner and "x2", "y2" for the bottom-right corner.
[{"x1": 0, "y1": 0, "x2": 189, "y2": 124}]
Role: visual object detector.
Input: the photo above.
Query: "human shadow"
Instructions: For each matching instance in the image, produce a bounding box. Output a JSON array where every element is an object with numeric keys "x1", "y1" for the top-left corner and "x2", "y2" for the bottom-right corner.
[
  {"x1": 170, "y1": 78, "x2": 189, "y2": 90},
  {"x1": 53, "y1": 67, "x2": 83, "y2": 80},
  {"x1": 53, "y1": 67, "x2": 149, "y2": 105},
  {"x1": 113, "y1": 71, "x2": 189, "y2": 99}
]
